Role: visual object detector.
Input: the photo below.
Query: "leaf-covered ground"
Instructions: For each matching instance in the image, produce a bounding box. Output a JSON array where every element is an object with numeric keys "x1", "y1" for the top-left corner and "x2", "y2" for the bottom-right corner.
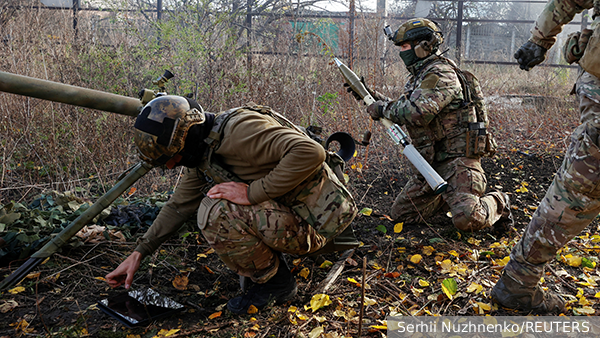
[{"x1": 2, "y1": 149, "x2": 600, "y2": 338}]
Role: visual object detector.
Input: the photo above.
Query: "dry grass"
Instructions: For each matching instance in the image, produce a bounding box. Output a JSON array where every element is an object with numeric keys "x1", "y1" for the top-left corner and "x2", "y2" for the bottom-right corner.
[{"x1": 0, "y1": 6, "x2": 580, "y2": 205}]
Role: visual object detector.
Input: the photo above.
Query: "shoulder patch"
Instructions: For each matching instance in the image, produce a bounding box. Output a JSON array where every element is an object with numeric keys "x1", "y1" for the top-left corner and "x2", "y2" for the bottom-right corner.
[{"x1": 420, "y1": 73, "x2": 440, "y2": 89}]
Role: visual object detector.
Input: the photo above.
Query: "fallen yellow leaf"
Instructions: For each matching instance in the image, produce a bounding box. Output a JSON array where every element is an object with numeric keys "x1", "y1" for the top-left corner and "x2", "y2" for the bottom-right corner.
[
  {"x1": 394, "y1": 222, "x2": 404, "y2": 233},
  {"x1": 410, "y1": 254, "x2": 422, "y2": 264},
  {"x1": 209, "y1": 311, "x2": 222, "y2": 319},
  {"x1": 309, "y1": 327, "x2": 324, "y2": 338},
  {"x1": 475, "y1": 302, "x2": 491, "y2": 314},
  {"x1": 364, "y1": 297, "x2": 377, "y2": 306},
  {"x1": 0, "y1": 300, "x2": 18, "y2": 313},
  {"x1": 467, "y1": 237, "x2": 481, "y2": 246},
  {"x1": 319, "y1": 260, "x2": 333, "y2": 268},
  {"x1": 360, "y1": 208, "x2": 372, "y2": 216},
  {"x1": 466, "y1": 283, "x2": 483, "y2": 294},
  {"x1": 299, "y1": 267, "x2": 310, "y2": 279},
  {"x1": 25, "y1": 272, "x2": 40, "y2": 279},
  {"x1": 422, "y1": 246, "x2": 435, "y2": 256},
  {"x1": 562, "y1": 254, "x2": 582, "y2": 267},
  {"x1": 309, "y1": 294, "x2": 332, "y2": 312},
  {"x1": 172, "y1": 275, "x2": 189, "y2": 290},
  {"x1": 247, "y1": 305, "x2": 258, "y2": 314},
  {"x1": 573, "y1": 306, "x2": 595, "y2": 315},
  {"x1": 8, "y1": 286, "x2": 25, "y2": 294},
  {"x1": 296, "y1": 312, "x2": 309, "y2": 320}
]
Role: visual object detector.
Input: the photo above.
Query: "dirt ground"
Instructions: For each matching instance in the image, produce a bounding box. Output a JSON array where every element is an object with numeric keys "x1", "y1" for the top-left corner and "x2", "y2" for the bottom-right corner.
[{"x1": 3, "y1": 148, "x2": 599, "y2": 338}]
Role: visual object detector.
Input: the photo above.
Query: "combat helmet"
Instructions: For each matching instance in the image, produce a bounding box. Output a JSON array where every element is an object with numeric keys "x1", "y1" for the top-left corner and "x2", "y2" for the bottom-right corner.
[
  {"x1": 386, "y1": 18, "x2": 444, "y2": 58},
  {"x1": 134, "y1": 95, "x2": 206, "y2": 168}
]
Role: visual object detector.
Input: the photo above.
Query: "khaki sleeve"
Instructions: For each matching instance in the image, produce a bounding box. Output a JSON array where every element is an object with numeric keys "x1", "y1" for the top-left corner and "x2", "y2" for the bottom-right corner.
[
  {"x1": 223, "y1": 114, "x2": 326, "y2": 204},
  {"x1": 530, "y1": 0, "x2": 593, "y2": 49},
  {"x1": 134, "y1": 168, "x2": 209, "y2": 257}
]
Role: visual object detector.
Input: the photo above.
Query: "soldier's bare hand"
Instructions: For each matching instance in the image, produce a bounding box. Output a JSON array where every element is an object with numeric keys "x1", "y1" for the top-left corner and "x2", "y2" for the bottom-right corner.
[
  {"x1": 207, "y1": 182, "x2": 251, "y2": 205},
  {"x1": 106, "y1": 251, "x2": 142, "y2": 289},
  {"x1": 514, "y1": 41, "x2": 547, "y2": 71}
]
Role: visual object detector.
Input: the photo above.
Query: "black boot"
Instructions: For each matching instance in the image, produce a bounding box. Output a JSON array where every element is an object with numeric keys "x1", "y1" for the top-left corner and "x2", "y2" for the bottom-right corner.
[{"x1": 227, "y1": 260, "x2": 297, "y2": 314}]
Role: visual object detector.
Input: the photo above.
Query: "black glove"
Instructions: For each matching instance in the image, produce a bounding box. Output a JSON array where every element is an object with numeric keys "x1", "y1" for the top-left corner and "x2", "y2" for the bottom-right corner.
[
  {"x1": 367, "y1": 100, "x2": 386, "y2": 121},
  {"x1": 514, "y1": 41, "x2": 548, "y2": 71},
  {"x1": 344, "y1": 76, "x2": 382, "y2": 103}
]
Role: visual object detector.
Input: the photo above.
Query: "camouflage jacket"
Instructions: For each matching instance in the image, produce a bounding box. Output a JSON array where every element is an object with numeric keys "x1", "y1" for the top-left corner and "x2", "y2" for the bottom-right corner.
[
  {"x1": 531, "y1": 0, "x2": 600, "y2": 102},
  {"x1": 530, "y1": 0, "x2": 594, "y2": 49},
  {"x1": 383, "y1": 55, "x2": 478, "y2": 163},
  {"x1": 135, "y1": 108, "x2": 357, "y2": 256}
]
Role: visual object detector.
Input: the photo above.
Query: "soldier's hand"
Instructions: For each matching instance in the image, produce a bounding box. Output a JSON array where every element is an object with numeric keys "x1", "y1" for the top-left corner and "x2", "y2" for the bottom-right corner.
[
  {"x1": 207, "y1": 182, "x2": 251, "y2": 205},
  {"x1": 514, "y1": 41, "x2": 548, "y2": 71},
  {"x1": 367, "y1": 101, "x2": 386, "y2": 121},
  {"x1": 106, "y1": 251, "x2": 142, "y2": 289}
]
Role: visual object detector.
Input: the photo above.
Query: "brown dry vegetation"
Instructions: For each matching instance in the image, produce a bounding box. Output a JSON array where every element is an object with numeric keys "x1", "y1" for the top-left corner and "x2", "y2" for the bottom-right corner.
[{"x1": 0, "y1": 4, "x2": 595, "y2": 338}]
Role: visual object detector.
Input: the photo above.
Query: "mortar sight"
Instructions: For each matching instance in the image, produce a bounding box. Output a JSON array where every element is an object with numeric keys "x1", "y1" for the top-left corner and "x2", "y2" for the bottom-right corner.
[{"x1": 139, "y1": 70, "x2": 175, "y2": 104}]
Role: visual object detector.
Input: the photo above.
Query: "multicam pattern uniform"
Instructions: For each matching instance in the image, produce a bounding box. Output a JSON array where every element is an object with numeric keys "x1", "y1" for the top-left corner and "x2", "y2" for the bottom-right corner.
[
  {"x1": 504, "y1": 0, "x2": 600, "y2": 288},
  {"x1": 135, "y1": 109, "x2": 357, "y2": 284},
  {"x1": 382, "y1": 55, "x2": 506, "y2": 232}
]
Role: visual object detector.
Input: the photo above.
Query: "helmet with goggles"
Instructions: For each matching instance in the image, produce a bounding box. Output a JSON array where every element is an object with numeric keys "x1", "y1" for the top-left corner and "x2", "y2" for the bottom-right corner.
[{"x1": 133, "y1": 95, "x2": 205, "y2": 168}]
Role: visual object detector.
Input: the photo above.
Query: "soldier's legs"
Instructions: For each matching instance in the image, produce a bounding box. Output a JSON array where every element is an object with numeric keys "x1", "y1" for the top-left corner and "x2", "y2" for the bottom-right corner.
[
  {"x1": 493, "y1": 72, "x2": 600, "y2": 313},
  {"x1": 201, "y1": 199, "x2": 327, "y2": 284},
  {"x1": 442, "y1": 157, "x2": 509, "y2": 232},
  {"x1": 390, "y1": 175, "x2": 445, "y2": 223}
]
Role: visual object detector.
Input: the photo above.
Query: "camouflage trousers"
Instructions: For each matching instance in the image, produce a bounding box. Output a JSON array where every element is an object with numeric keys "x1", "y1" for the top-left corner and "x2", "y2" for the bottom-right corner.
[
  {"x1": 504, "y1": 70, "x2": 600, "y2": 287},
  {"x1": 200, "y1": 198, "x2": 327, "y2": 283},
  {"x1": 391, "y1": 156, "x2": 506, "y2": 232}
]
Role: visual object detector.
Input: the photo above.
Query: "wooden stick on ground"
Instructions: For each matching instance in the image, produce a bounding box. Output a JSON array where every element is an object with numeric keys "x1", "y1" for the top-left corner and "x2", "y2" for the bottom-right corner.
[
  {"x1": 316, "y1": 249, "x2": 355, "y2": 293},
  {"x1": 358, "y1": 256, "x2": 367, "y2": 337}
]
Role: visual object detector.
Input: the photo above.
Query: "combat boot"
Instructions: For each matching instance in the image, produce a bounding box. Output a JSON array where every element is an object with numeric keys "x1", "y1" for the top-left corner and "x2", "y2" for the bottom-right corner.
[
  {"x1": 491, "y1": 272, "x2": 565, "y2": 314},
  {"x1": 227, "y1": 260, "x2": 297, "y2": 314},
  {"x1": 492, "y1": 192, "x2": 514, "y2": 236}
]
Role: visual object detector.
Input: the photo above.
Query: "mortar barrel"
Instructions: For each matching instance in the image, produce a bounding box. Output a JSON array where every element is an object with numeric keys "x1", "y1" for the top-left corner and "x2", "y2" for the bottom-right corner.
[{"x1": 0, "y1": 71, "x2": 143, "y2": 117}]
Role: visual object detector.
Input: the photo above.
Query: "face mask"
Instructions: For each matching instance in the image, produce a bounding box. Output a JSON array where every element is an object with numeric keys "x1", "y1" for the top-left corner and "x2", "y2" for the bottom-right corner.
[
  {"x1": 399, "y1": 49, "x2": 420, "y2": 67},
  {"x1": 176, "y1": 113, "x2": 215, "y2": 168}
]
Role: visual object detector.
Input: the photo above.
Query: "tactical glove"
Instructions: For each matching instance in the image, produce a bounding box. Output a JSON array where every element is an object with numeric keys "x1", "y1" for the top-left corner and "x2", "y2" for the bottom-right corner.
[
  {"x1": 367, "y1": 100, "x2": 387, "y2": 121},
  {"x1": 344, "y1": 76, "x2": 383, "y2": 103},
  {"x1": 514, "y1": 41, "x2": 548, "y2": 71},
  {"x1": 563, "y1": 29, "x2": 593, "y2": 64}
]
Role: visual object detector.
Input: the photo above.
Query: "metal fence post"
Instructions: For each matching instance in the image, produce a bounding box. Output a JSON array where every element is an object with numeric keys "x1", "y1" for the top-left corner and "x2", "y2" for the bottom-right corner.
[
  {"x1": 72, "y1": 0, "x2": 79, "y2": 37},
  {"x1": 247, "y1": 0, "x2": 253, "y2": 91},
  {"x1": 349, "y1": 0, "x2": 355, "y2": 69},
  {"x1": 157, "y1": 0, "x2": 162, "y2": 21},
  {"x1": 377, "y1": 0, "x2": 388, "y2": 80},
  {"x1": 581, "y1": 9, "x2": 588, "y2": 30},
  {"x1": 456, "y1": 0, "x2": 464, "y2": 65}
]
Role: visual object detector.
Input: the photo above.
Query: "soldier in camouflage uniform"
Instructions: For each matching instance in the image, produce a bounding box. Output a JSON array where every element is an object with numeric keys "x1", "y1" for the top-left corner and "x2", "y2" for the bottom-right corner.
[
  {"x1": 105, "y1": 96, "x2": 357, "y2": 314},
  {"x1": 349, "y1": 18, "x2": 512, "y2": 233},
  {"x1": 491, "y1": 0, "x2": 600, "y2": 314}
]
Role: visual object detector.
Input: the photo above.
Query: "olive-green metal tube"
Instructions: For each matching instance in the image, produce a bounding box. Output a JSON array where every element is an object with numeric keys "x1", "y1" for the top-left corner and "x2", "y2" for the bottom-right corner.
[
  {"x1": 0, "y1": 71, "x2": 143, "y2": 117},
  {"x1": 0, "y1": 161, "x2": 154, "y2": 291}
]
